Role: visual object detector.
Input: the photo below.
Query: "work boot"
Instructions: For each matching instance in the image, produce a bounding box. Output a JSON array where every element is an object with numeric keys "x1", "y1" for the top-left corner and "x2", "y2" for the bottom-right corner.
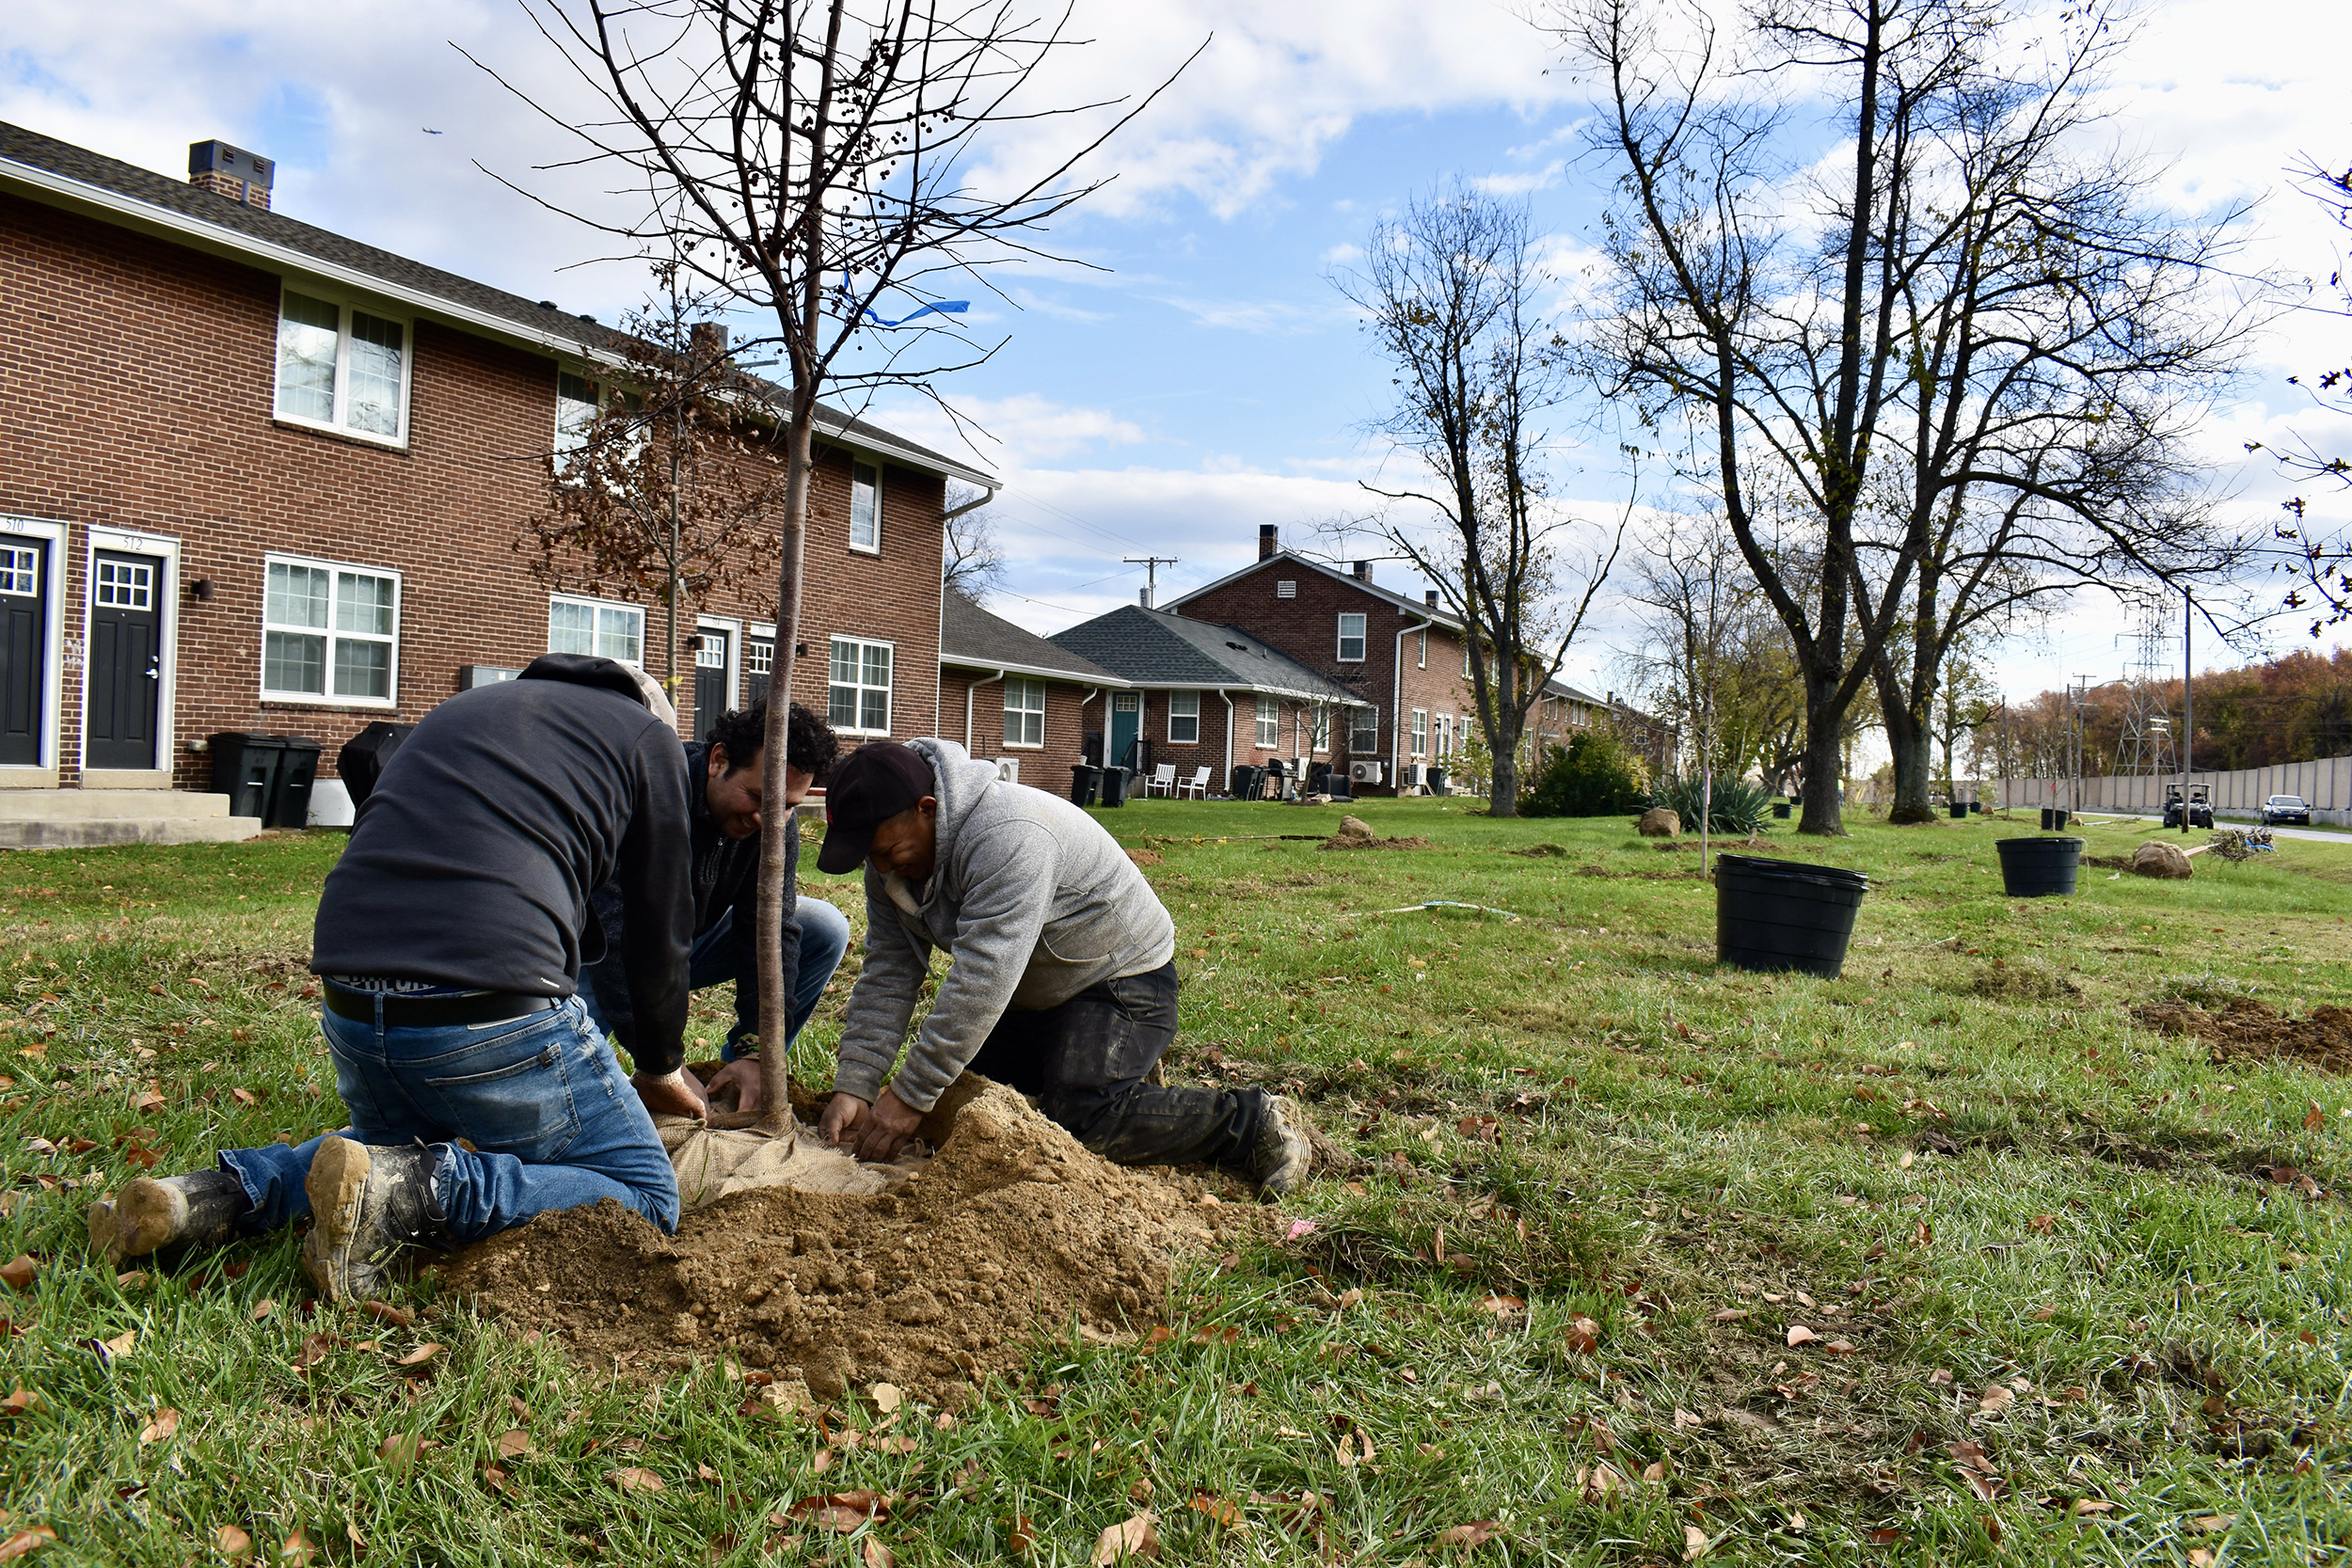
[
  {"x1": 300, "y1": 1137, "x2": 448, "y2": 1304},
  {"x1": 87, "y1": 1168, "x2": 251, "y2": 1266},
  {"x1": 1250, "y1": 1094, "x2": 1313, "y2": 1199}
]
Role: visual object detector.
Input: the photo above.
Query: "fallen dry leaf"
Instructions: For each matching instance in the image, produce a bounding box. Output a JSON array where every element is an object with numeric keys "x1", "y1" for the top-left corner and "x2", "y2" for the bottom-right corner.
[
  {"x1": 1786, "y1": 1324, "x2": 1819, "y2": 1348},
  {"x1": 360, "y1": 1302, "x2": 413, "y2": 1327},
  {"x1": 1480, "y1": 1294, "x2": 1525, "y2": 1317},
  {"x1": 2071, "y1": 1499, "x2": 2116, "y2": 1516},
  {"x1": 215, "y1": 1525, "x2": 253, "y2": 1560},
  {"x1": 2307, "y1": 1101, "x2": 2327, "y2": 1132},
  {"x1": 869, "y1": 1383, "x2": 904, "y2": 1414},
  {"x1": 609, "y1": 1467, "x2": 664, "y2": 1494},
  {"x1": 2191, "y1": 1514, "x2": 2237, "y2": 1534},
  {"x1": 138, "y1": 1407, "x2": 180, "y2": 1445},
  {"x1": 230, "y1": 1088, "x2": 257, "y2": 1107},
  {"x1": 1006, "y1": 1513, "x2": 1038, "y2": 1555},
  {"x1": 2190, "y1": 1552, "x2": 2214, "y2": 1567},
  {"x1": 1683, "y1": 1523, "x2": 1710, "y2": 1560},
  {"x1": 0, "y1": 1257, "x2": 36, "y2": 1292},
  {"x1": 1711, "y1": 1307, "x2": 1749, "y2": 1322},
  {"x1": 376, "y1": 1433, "x2": 424, "y2": 1473},
  {"x1": 251, "y1": 1301, "x2": 275, "y2": 1322},
  {"x1": 860, "y1": 1540, "x2": 894, "y2": 1568},
  {"x1": 2, "y1": 1388, "x2": 39, "y2": 1417},
  {"x1": 791, "y1": 1492, "x2": 890, "y2": 1533},
  {"x1": 1564, "y1": 1317, "x2": 1601, "y2": 1354},
  {"x1": 1092, "y1": 1513, "x2": 1158, "y2": 1564},
  {"x1": 392, "y1": 1342, "x2": 442, "y2": 1367},
  {"x1": 279, "y1": 1526, "x2": 318, "y2": 1565},
  {"x1": 0, "y1": 1528, "x2": 55, "y2": 1561},
  {"x1": 102, "y1": 1330, "x2": 137, "y2": 1357},
  {"x1": 495, "y1": 1430, "x2": 532, "y2": 1460},
  {"x1": 1979, "y1": 1386, "x2": 2016, "y2": 1414},
  {"x1": 1189, "y1": 1494, "x2": 1243, "y2": 1529},
  {"x1": 1436, "y1": 1519, "x2": 1502, "y2": 1547}
]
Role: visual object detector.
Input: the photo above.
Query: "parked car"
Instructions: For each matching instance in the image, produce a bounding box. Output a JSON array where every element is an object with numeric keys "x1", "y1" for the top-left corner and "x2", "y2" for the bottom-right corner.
[{"x1": 2262, "y1": 794, "x2": 2313, "y2": 826}]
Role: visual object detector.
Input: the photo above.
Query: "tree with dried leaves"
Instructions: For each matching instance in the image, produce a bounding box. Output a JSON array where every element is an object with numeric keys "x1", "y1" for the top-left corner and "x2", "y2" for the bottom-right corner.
[
  {"x1": 1330, "y1": 183, "x2": 1622, "y2": 817},
  {"x1": 524, "y1": 265, "x2": 783, "y2": 698},
  {"x1": 941, "y1": 480, "x2": 1006, "y2": 603},
  {"x1": 2250, "y1": 155, "x2": 2352, "y2": 636},
  {"x1": 486, "y1": 0, "x2": 1181, "y2": 1127},
  {"x1": 1557, "y1": 0, "x2": 2261, "y2": 832}
]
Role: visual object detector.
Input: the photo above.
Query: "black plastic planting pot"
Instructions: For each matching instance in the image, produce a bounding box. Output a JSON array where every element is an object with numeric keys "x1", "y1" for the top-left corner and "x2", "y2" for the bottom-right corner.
[
  {"x1": 1772, "y1": 801, "x2": 1793, "y2": 819},
  {"x1": 1995, "y1": 835, "x2": 2084, "y2": 897},
  {"x1": 1715, "y1": 854, "x2": 1868, "y2": 979}
]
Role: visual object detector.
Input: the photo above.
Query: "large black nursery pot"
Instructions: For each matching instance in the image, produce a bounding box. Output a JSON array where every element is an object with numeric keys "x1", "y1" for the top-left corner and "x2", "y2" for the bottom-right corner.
[
  {"x1": 1772, "y1": 801, "x2": 1793, "y2": 819},
  {"x1": 1995, "y1": 835, "x2": 2083, "y2": 897},
  {"x1": 1715, "y1": 853, "x2": 1868, "y2": 979}
]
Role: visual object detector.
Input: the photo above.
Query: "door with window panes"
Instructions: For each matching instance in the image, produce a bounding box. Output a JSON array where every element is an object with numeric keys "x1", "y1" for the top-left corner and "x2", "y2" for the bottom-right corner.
[
  {"x1": 694, "y1": 627, "x2": 731, "y2": 738},
  {"x1": 745, "y1": 636, "x2": 773, "y2": 704},
  {"x1": 87, "y1": 550, "x2": 164, "y2": 769},
  {"x1": 0, "y1": 536, "x2": 48, "y2": 766}
]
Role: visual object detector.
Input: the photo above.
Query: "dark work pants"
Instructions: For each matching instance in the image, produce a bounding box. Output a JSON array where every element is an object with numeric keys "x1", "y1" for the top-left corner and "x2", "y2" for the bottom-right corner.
[{"x1": 965, "y1": 961, "x2": 1263, "y2": 1169}]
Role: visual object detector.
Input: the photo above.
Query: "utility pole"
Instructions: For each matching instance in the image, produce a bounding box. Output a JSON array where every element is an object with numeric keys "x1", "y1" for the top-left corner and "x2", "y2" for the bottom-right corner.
[
  {"x1": 1124, "y1": 556, "x2": 1179, "y2": 610},
  {"x1": 2180, "y1": 591, "x2": 2194, "y2": 835}
]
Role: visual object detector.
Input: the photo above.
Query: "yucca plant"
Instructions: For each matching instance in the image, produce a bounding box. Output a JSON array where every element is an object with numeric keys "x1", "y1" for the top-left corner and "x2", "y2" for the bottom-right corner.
[{"x1": 1648, "y1": 774, "x2": 1772, "y2": 835}]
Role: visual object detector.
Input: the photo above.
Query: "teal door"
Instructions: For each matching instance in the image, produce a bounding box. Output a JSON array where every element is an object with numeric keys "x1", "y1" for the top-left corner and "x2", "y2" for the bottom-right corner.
[{"x1": 1110, "y1": 692, "x2": 1140, "y2": 770}]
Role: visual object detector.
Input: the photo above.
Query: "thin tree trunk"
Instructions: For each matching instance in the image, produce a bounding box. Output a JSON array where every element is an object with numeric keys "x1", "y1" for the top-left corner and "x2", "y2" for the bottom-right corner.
[{"x1": 747, "y1": 408, "x2": 814, "y2": 1133}]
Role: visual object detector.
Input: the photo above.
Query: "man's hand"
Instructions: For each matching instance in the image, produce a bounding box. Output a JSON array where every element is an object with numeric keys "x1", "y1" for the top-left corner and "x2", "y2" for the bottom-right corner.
[
  {"x1": 819, "y1": 1090, "x2": 868, "y2": 1148},
  {"x1": 631, "y1": 1066, "x2": 710, "y2": 1123},
  {"x1": 851, "y1": 1085, "x2": 924, "y2": 1164},
  {"x1": 705, "y1": 1055, "x2": 764, "y2": 1117}
]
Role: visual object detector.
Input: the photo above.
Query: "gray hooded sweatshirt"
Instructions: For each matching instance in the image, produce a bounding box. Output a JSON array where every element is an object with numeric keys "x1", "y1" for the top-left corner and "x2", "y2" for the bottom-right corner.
[{"x1": 833, "y1": 737, "x2": 1176, "y2": 1112}]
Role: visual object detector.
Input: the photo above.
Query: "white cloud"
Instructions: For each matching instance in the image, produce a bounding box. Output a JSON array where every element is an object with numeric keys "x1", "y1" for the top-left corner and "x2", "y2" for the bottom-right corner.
[{"x1": 1471, "y1": 160, "x2": 1564, "y2": 196}]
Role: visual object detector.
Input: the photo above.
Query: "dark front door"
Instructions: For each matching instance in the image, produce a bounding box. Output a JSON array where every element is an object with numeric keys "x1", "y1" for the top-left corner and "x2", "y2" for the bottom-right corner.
[
  {"x1": 1110, "y1": 692, "x2": 1140, "y2": 771},
  {"x1": 694, "y1": 626, "x2": 732, "y2": 738},
  {"x1": 746, "y1": 635, "x2": 773, "y2": 705},
  {"x1": 87, "y1": 549, "x2": 163, "y2": 771},
  {"x1": 0, "y1": 536, "x2": 50, "y2": 767}
]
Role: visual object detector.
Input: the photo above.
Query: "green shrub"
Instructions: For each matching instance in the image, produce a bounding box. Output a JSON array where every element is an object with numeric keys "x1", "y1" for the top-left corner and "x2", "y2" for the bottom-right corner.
[
  {"x1": 1520, "y1": 733, "x2": 1647, "y2": 817},
  {"x1": 1648, "y1": 774, "x2": 1772, "y2": 835}
]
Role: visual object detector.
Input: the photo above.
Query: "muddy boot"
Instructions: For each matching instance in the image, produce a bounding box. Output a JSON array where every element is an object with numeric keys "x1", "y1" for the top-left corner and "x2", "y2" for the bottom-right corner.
[
  {"x1": 299, "y1": 1137, "x2": 448, "y2": 1304},
  {"x1": 87, "y1": 1169, "x2": 251, "y2": 1266},
  {"x1": 1250, "y1": 1094, "x2": 1312, "y2": 1199}
]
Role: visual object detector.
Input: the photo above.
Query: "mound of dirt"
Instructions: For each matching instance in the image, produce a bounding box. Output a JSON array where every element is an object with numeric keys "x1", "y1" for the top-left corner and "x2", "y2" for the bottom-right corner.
[
  {"x1": 2133, "y1": 998, "x2": 2352, "y2": 1073},
  {"x1": 441, "y1": 1080, "x2": 1229, "y2": 1405},
  {"x1": 1320, "y1": 815, "x2": 1433, "y2": 851}
]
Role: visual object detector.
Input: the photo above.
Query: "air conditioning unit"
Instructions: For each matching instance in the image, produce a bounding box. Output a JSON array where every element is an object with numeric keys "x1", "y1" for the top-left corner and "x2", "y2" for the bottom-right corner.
[
  {"x1": 1405, "y1": 763, "x2": 1429, "y2": 791},
  {"x1": 1349, "y1": 761, "x2": 1385, "y2": 785},
  {"x1": 993, "y1": 757, "x2": 1020, "y2": 784}
]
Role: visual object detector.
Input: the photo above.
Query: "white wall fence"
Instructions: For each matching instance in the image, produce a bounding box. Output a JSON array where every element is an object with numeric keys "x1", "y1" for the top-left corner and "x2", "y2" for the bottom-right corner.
[{"x1": 1988, "y1": 752, "x2": 2352, "y2": 826}]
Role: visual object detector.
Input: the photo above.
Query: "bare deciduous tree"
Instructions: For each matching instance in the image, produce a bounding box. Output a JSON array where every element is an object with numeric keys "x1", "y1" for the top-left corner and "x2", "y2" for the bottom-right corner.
[
  {"x1": 942, "y1": 480, "x2": 1006, "y2": 602},
  {"x1": 1330, "y1": 184, "x2": 1621, "y2": 817},
  {"x1": 487, "y1": 0, "x2": 1184, "y2": 1129}
]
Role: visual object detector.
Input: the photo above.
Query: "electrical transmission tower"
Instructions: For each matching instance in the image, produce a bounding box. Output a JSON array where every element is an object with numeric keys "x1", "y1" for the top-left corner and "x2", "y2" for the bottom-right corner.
[{"x1": 2117, "y1": 597, "x2": 2177, "y2": 777}]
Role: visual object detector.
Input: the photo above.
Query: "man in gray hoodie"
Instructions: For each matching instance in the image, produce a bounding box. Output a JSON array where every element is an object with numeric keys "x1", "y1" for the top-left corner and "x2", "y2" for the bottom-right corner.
[{"x1": 813, "y1": 738, "x2": 1310, "y2": 1193}]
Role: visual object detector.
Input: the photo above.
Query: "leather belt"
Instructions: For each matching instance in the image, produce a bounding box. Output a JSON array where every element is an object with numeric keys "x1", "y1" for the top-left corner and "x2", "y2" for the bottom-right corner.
[{"x1": 322, "y1": 985, "x2": 561, "y2": 1028}]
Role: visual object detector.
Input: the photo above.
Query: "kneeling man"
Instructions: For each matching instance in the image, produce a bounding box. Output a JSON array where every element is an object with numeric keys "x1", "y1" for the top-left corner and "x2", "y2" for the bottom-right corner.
[{"x1": 814, "y1": 738, "x2": 1310, "y2": 1193}]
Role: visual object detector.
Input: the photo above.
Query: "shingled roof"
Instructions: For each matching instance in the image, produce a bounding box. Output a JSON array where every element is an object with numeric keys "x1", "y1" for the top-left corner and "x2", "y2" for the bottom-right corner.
[
  {"x1": 0, "y1": 120, "x2": 994, "y2": 487},
  {"x1": 1049, "y1": 606, "x2": 1367, "y2": 705},
  {"x1": 941, "y1": 593, "x2": 1123, "y2": 685}
]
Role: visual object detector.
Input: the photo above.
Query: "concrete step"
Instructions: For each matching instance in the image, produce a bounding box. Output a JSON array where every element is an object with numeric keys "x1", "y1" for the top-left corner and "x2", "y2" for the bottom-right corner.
[
  {"x1": 0, "y1": 789, "x2": 235, "y2": 822},
  {"x1": 0, "y1": 816, "x2": 267, "y2": 849}
]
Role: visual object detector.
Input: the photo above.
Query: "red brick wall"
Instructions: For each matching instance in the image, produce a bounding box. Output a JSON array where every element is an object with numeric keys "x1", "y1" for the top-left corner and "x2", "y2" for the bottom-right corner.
[
  {"x1": 1174, "y1": 561, "x2": 1481, "y2": 791},
  {"x1": 0, "y1": 193, "x2": 945, "y2": 789},
  {"x1": 937, "y1": 668, "x2": 1102, "y2": 795}
]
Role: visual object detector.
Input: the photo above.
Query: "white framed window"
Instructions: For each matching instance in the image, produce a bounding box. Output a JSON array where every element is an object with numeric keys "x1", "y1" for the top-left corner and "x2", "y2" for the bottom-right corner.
[
  {"x1": 850, "y1": 461, "x2": 882, "y2": 553},
  {"x1": 548, "y1": 594, "x2": 644, "y2": 665},
  {"x1": 1436, "y1": 715, "x2": 1452, "y2": 759},
  {"x1": 1337, "y1": 612, "x2": 1366, "y2": 663},
  {"x1": 1168, "y1": 690, "x2": 1200, "y2": 744},
  {"x1": 274, "y1": 285, "x2": 410, "y2": 444},
  {"x1": 1351, "y1": 705, "x2": 1378, "y2": 754},
  {"x1": 830, "y1": 636, "x2": 893, "y2": 734},
  {"x1": 1277, "y1": 579, "x2": 1296, "y2": 599},
  {"x1": 1410, "y1": 708, "x2": 1428, "y2": 756},
  {"x1": 1254, "y1": 696, "x2": 1279, "y2": 750},
  {"x1": 262, "y1": 554, "x2": 400, "y2": 705},
  {"x1": 1418, "y1": 629, "x2": 1427, "y2": 670},
  {"x1": 1310, "y1": 704, "x2": 1329, "y2": 753},
  {"x1": 555, "y1": 371, "x2": 601, "y2": 463},
  {"x1": 0, "y1": 546, "x2": 39, "y2": 597},
  {"x1": 1004, "y1": 677, "x2": 1046, "y2": 748}
]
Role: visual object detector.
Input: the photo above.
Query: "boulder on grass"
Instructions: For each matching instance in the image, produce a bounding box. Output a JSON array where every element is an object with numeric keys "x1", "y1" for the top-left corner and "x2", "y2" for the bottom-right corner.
[
  {"x1": 2131, "y1": 840, "x2": 2194, "y2": 879},
  {"x1": 1637, "y1": 807, "x2": 1681, "y2": 838},
  {"x1": 1327, "y1": 816, "x2": 1378, "y2": 847}
]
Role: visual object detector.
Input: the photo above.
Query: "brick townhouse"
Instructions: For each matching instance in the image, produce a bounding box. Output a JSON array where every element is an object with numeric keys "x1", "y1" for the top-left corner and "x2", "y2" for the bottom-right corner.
[
  {"x1": 939, "y1": 591, "x2": 1123, "y2": 791},
  {"x1": 1046, "y1": 604, "x2": 1366, "y2": 797},
  {"x1": 1166, "y1": 526, "x2": 1645, "y2": 794},
  {"x1": 0, "y1": 121, "x2": 991, "y2": 838}
]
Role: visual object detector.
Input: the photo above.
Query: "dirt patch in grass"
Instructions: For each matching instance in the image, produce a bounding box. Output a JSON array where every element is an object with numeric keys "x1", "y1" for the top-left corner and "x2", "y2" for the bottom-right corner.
[
  {"x1": 443, "y1": 1080, "x2": 1235, "y2": 1405},
  {"x1": 2132, "y1": 998, "x2": 2352, "y2": 1073},
  {"x1": 1969, "y1": 958, "x2": 2083, "y2": 1001},
  {"x1": 1321, "y1": 816, "x2": 1435, "y2": 851}
]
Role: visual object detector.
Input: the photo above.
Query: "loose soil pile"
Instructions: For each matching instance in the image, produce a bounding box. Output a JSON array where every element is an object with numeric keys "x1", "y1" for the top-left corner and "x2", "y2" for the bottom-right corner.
[
  {"x1": 443, "y1": 1080, "x2": 1235, "y2": 1405},
  {"x1": 2133, "y1": 998, "x2": 2352, "y2": 1073},
  {"x1": 1321, "y1": 815, "x2": 1434, "y2": 851}
]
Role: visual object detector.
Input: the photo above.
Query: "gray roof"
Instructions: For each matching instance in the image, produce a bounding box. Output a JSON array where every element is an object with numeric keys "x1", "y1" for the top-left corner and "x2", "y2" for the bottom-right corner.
[
  {"x1": 941, "y1": 593, "x2": 1123, "y2": 684},
  {"x1": 1049, "y1": 606, "x2": 1367, "y2": 705},
  {"x1": 0, "y1": 119, "x2": 994, "y2": 488}
]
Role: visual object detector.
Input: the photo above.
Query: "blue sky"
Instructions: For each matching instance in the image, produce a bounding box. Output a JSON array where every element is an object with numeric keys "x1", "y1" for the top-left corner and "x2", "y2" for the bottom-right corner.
[{"x1": 7, "y1": 0, "x2": 2350, "y2": 725}]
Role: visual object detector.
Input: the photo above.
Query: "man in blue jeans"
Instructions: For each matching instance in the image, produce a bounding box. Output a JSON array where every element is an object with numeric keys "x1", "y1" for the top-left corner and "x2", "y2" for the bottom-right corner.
[
  {"x1": 88, "y1": 654, "x2": 710, "y2": 1301},
  {"x1": 578, "y1": 699, "x2": 845, "y2": 1116}
]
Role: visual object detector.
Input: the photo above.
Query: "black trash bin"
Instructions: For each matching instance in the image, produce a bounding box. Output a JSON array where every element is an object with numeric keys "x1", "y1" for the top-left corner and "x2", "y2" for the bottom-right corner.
[
  {"x1": 1070, "y1": 765, "x2": 1102, "y2": 808},
  {"x1": 1772, "y1": 800, "x2": 1793, "y2": 819},
  {"x1": 338, "y1": 721, "x2": 415, "y2": 811},
  {"x1": 2038, "y1": 806, "x2": 2072, "y2": 831},
  {"x1": 268, "y1": 736, "x2": 322, "y2": 829},
  {"x1": 1949, "y1": 800, "x2": 1967, "y2": 819},
  {"x1": 209, "y1": 733, "x2": 286, "y2": 820},
  {"x1": 1099, "y1": 766, "x2": 1132, "y2": 807},
  {"x1": 1969, "y1": 801, "x2": 1982, "y2": 815},
  {"x1": 1230, "y1": 765, "x2": 1261, "y2": 801},
  {"x1": 1428, "y1": 767, "x2": 1449, "y2": 797},
  {"x1": 1715, "y1": 854, "x2": 1868, "y2": 979},
  {"x1": 1995, "y1": 835, "x2": 2083, "y2": 897}
]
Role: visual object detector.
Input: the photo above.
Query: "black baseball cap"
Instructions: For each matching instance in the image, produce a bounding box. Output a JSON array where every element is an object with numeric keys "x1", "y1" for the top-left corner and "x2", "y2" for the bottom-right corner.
[{"x1": 816, "y1": 742, "x2": 937, "y2": 874}]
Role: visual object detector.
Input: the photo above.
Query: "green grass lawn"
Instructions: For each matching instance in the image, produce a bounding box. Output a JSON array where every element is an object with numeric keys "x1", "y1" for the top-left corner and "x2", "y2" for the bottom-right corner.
[{"x1": 3, "y1": 801, "x2": 2349, "y2": 1564}]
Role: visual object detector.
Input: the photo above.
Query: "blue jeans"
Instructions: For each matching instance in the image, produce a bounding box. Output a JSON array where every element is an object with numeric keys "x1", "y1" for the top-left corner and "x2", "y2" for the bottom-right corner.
[
  {"x1": 217, "y1": 995, "x2": 679, "y2": 1243},
  {"x1": 578, "y1": 895, "x2": 850, "y2": 1064}
]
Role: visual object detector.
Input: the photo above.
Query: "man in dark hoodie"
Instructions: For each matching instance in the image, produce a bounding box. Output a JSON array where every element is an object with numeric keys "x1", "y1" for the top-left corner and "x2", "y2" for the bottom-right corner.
[
  {"x1": 577, "y1": 699, "x2": 845, "y2": 1114},
  {"x1": 87, "y1": 654, "x2": 702, "y2": 1301}
]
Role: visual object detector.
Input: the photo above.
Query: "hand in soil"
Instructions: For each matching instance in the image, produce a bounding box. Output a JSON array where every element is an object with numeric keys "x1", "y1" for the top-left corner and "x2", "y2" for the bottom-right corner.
[
  {"x1": 704, "y1": 1056, "x2": 764, "y2": 1116},
  {"x1": 853, "y1": 1085, "x2": 924, "y2": 1163},
  {"x1": 631, "y1": 1067, "x2": 710, "y2": 1123}
]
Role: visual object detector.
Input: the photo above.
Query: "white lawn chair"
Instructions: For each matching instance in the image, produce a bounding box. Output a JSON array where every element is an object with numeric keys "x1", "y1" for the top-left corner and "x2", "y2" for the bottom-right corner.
[
  {"x1": 1144, "y1": 763, "x2": 1179, "y2": 798},
  {"x1": 1178, "y1": 765, "x2": 1211, "y2": 800}
]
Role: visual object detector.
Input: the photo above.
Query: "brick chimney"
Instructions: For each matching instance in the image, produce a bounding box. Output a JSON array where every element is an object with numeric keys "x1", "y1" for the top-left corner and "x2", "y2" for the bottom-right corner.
[
  {"x1": 1424, "y1": 590, "x2": 1438, "y2": 608},
  {"x1": 690, "y1": 322, "x2": 730, "y2": 363},
  {"x1": 1259, "y1": 524, "x2": 1279, "y2": 561},
  {"x1": 188, "y1": 140, "x2": 274, "y2": 210},
  {"x1": 1352, "y1": 560, "x2": 1372, "y2": 582}
]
